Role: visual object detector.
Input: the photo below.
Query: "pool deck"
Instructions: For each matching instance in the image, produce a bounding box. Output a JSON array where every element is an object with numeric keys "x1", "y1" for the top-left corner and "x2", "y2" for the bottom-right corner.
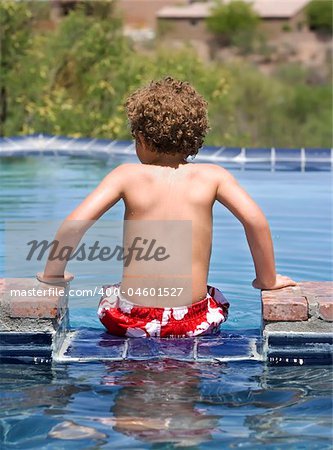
[
  {"x1": 0, "y1": 278, "x2": 332, "y2": 365},
  {"x1": 261, "y1": 282, "x2": 332, "y2": 365}
]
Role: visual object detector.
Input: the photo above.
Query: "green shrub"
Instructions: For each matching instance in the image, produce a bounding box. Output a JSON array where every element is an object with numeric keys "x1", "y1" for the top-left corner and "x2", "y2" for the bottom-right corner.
[
  {"x1": 306, "y1": 0, "x2": 333, "y2": 34},
  {"x1": 2, "y1": 6, "x2": 332, "y2": 147},
  {"x1": 206, "y1": 0, "x2": 259, "y2": 46},
  {"x1": 281, "y1": 23, "x2": 292, "y2": 32},
  {"x1": 0, "y1": 0, "x2": 32, "y2": 135}
]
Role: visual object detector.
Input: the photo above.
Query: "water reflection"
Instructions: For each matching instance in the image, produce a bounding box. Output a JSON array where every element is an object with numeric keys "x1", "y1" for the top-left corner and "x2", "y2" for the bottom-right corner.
[
  {"x1": 48, "y1": 420, "x2": 107, "y2": 440},
  {"x1": 0, "y1": 362, "x2": 332, "y2": 448},
  {"x1": 101, "y1": 359, "x2": 220, "y2": 446},
  {"x1": 245, "y1": 365, "x2": 333, "y2": 447}
]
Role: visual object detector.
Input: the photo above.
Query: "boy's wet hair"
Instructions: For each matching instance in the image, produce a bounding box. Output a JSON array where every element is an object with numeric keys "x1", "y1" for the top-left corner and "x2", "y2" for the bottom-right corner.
[{"x1": 125, "y1": 76, "x2": 209, "y2": 157}]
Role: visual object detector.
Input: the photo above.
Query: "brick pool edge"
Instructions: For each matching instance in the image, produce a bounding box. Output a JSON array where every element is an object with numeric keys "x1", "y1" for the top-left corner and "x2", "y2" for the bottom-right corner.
[
  {"x1": 0, "y1": 278, "x2": 332, "y2": 365},
  {"x1": 0, "y1": 278, "x2": 68, "y2": 363},
  {"x1": 262, "y1": 281, "x2": 333, "y2": 365}
]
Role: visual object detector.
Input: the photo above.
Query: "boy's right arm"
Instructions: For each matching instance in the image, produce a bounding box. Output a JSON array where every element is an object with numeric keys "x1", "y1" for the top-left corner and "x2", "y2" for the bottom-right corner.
[
  {"x1": 214, "y1": 166, "x2": 296, "y2": 290},
  {"x1": 38, "y1": 164, "x2": 128, "y2": 283}
]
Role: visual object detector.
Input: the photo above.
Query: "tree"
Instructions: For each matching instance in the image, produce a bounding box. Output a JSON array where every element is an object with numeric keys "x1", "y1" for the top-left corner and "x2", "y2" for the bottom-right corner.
[
  {"x1": 0, "y1": 1, "x2": 32, "y2": 136},
  {"x1": 206, "y1": 0, "x2": 259, "y2": 46},
  {"x1": 3, "y1": 5, "x2": 332, "y2": 147},
  {"x1": 306, "y1": 0, "x2": 333, "y2": 34}
]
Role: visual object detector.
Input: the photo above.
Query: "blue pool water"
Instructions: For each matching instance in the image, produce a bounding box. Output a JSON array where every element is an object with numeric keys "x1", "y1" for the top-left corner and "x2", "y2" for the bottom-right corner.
[{"x1": 0, "y1": 154, "x2": 332, "y2": 449}]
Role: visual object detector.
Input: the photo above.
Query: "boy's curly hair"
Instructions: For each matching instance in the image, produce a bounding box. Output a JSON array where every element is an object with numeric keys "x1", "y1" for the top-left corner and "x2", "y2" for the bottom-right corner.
[{"x1": 125, "y1": 76, "x2": 209, "y2": 157}]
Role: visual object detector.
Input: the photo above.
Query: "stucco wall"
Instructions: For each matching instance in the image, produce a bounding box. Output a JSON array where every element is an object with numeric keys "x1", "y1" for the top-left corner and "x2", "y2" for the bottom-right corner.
[
  {"x1": 116, "y1": 0, "x2": 187, "y2": 28},
  {"x1": 157, "y1": 17, "x2": 211, "y2": 42},
  {"x1": 259, "y1": 10, "x2": 307, "y2": 37},
  {"x1": 157, "y1": 9, "x2": 309, "y2": 41}
]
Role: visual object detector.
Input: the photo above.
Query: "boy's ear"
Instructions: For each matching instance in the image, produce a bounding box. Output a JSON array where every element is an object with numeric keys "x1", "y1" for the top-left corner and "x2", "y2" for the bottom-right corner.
[
  {"x1": 137, "y1": 132, "x2": 148, "y2": 148},
  {"x1": 136, "y1": 132, "x2": 154, "y2": 152},
  {"x1": 136, "y1": 131, "x2": 144, "y2": 143}
]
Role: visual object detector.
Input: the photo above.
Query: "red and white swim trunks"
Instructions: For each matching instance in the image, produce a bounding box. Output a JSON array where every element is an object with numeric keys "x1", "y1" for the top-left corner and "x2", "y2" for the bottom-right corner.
[{"x1": 98, "y1": 283, "x2": 229, "y2": 338}]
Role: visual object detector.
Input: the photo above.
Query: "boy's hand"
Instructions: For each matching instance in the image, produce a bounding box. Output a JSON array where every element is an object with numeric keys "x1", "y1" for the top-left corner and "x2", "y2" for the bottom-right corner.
[
  {"x1": 36, "y1": 271, "x2": 74, "y2": 286},
  {"x1": 252, "y1": 274, "x2": 297, "y2": 290}
]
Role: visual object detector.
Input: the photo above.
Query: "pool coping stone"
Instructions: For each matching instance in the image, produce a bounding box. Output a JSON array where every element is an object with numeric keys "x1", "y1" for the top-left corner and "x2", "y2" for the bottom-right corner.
[{"x1": 0, "y1": 278, "x2": 332, "y2": 365}]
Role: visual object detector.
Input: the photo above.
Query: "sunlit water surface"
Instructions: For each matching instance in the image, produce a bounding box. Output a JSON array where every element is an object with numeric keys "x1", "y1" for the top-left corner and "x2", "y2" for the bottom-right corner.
[{"x1": 0, "y1": 155, "x2": 331, "y2": 449}]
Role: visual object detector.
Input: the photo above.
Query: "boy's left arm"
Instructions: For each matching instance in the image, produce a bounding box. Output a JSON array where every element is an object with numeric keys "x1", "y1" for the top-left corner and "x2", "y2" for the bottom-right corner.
[
  {"x1": 214, "y1": 165, "x2": 297, "y2": 290},
  {"x1": 37, "y1": 165, "x2": 127, "y2": 284}
]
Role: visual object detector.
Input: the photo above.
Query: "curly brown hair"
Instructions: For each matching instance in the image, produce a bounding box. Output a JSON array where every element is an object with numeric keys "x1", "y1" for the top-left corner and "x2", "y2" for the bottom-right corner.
[{"x1": 125, "y1": 76, "x2": 209, "y2": 157}]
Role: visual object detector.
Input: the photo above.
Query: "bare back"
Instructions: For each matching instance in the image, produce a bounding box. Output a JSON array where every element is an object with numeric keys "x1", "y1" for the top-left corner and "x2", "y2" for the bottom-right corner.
[{"x1": 120, "y1": 162, "x2": 218, "y2": 306}]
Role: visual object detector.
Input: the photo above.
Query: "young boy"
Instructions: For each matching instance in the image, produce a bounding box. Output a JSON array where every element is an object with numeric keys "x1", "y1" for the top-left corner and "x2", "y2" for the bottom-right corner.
[{"x1": 37, "y1": 76, "x2": 296, "y2": 338}]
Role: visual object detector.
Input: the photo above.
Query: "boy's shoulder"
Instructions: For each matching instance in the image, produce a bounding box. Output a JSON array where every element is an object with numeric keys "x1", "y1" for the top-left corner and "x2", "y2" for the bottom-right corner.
[
  {"x1": 112, "y1": 162, "x2": 142, "y2": 171},
  {"x1": 107, "y1": 163, "x2": 143, "y2": 177},
  {"x1": 192, "y1": 163, "x2": 234, "y2": 181},
  {"x1": 109, "y1": 162, "x2": 233, "y2": 182}
]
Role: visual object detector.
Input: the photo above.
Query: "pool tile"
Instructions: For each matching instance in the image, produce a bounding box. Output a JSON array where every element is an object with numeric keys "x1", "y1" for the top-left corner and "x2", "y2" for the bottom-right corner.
[
  {"x1": 305, "y1": 148, "x2": 331, "y2": 160},
  {"x1": 201, "y1": 145, "x2": 221, "y2": 154},
  {"x1": 197, "y1": 336, "x2": 252, "y2": 360},
  {"x1": 0, "y1": 346, "x2": 52, "y2": 358},
  {"x1": 275, "y1": 148, "x2": 301, "y2": 160},
  {"x1": 64, "y1": 329, "x2": 125, "y2": 359},
  {"x1": 0, "y1": 332, "x2": 52, "y2": 346},
  {"x1": 200, "y1": 331, "x2": 245, "y2": 340},
  {"x1": 126, "y1": 338, "x2": 194, "y2": 360},
  {"x1": 155, "y1": 338, "x2": 194, "y2": 360},
  {"x1": 268, "y1": 349, "x2": 333, "y2": 366},
  {"x1": 305, "y1": 162, "x2": 331, "y2": 171},
  {"x1": 274, "y1": 161, "x2": 302, "y2": 171},
  {"x1": 199, "y1": 147, "x2": 242, "y2": 160},
  {"x1": 245, "y1": 148, "x2": 271, "y2": 160},
  {"x1": 267, "y1": 333, "x2": 333, "y2": 347},
  {"x1": 127, "y1": 338, "x2": 159, "y2": 359},
  {"x1": 241, "y1": 162, "x2": 272, "y2": 171},
  {"x1": 219, "y1": 147, "x2": 242, "y2": 158}
]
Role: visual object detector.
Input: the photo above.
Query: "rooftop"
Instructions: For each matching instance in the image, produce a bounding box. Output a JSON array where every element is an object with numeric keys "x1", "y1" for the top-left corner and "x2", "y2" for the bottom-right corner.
[{"x1": 157, "y1": 0, "x2": 310, "y2": 19}]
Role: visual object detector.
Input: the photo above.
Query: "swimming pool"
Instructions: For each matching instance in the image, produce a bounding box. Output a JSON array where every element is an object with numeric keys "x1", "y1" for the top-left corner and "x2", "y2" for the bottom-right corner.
[{"x1": 0, "y1": 151, "x2": 332, "y2": 448}]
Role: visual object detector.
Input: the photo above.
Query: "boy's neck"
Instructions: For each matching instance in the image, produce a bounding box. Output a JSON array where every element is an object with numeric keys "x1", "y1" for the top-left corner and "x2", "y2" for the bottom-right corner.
[
  {"x1": 147, "y1": 153, "x2": 188, "y2": 168},
  {"x1": 135, "y1": 134, "x2": 190, "y2": 167}
]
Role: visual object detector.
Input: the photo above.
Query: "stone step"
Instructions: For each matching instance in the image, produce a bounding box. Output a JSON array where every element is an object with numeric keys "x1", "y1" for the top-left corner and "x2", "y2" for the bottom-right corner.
[
  {"x1": 262, "y1": 281, "x2": 333, "y2": 365},
  {"x1": 55, "y1": 328, "x2": 262, "y2": 363}
]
